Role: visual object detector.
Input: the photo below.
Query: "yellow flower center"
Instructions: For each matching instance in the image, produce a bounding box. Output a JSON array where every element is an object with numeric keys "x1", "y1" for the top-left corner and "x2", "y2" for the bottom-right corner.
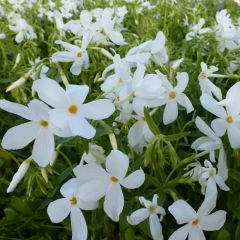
[
  {"x1": 226, "y1": 116, "x2": 233, "y2": 124},
  {"x1": 77, "y1": 52, "x2": 82, "y2": 58},
  {"x1": 148, "y1": 204, "x2": 157, "y2": 213},
  {"x1": 110, "y1": 176, "x2": 119, "y2": 183},
  {"x1": 169, "y1": 91, "x2": 177, "y2": 99},
  {"x1": 70, "y1": 196, "x2": 78, "y2": 205},
  {"x1": 200, "y1": 72, "x2": 207, "y2": 79},
  {"x1": 68, "y1": 105, "x2": 78, "y2": 114},
  {"x1": 40, "y1": 120, "x2": 48, "y2": 128},
  {"x1": 192, "y1": 218, "x2": 200, "y2": 226}
]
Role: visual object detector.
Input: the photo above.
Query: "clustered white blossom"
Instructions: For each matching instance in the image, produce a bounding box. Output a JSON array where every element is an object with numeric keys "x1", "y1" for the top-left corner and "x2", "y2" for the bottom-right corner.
[{"x1": 0, "y1": 1, "x2": 239, "y2": 240}]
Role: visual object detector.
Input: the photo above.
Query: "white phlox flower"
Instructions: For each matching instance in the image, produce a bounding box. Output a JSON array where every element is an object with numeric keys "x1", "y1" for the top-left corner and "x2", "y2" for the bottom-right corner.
[
  {"x1": 127, "y1": 194, "x2": 165, "y2": 240},
  {"x1": 185, "y1": 18, "x2": 211, "y2": 41},
  {"x1": 200, "y1": 82, "x2": 240, "y2": 149},
  {"x1": 9, "y1": 18, "x2": 37, "y2": 43},
  {"x1": 156, "y1": 71, "x2": 194, "y2": 125},
  {"x1": 125, "y1": 31, "x2": 168, "y2": 67},
  {"x1": 52, "y1": 33, "x2": 92, "y2": 75},
  {"x1": 128, "y1": 107, "x2": 154, "y2": 153},
  {"x1": 191, "y1": 116, "x2": 223, "y2": 162},
  {"x1": 33, "y1": 78, "x2": 115, "y2": 139},
  {"x1": 47, "y1": 178, "x2": 98, "y2": 240},
  {"x1": 168, "y1": 196, "x2": 226, "y2": 240},
  {"x1": 198, "y1": 62, "x2": 222, "y2": 100},
  {"x1": 0, "y1": 99, "x2": 70, "y2": 167},
  {"x1": 73, "y1": 150, "x2": 145, "y2": 222}
]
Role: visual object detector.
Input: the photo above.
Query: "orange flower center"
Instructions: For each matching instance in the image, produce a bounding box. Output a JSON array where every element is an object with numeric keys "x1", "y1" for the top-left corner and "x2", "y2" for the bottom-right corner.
[
  {"x1": 68, "y1": 105, "x2": 78, "y2": 114},
  {"x1": 40, "y1": 120, "x2": 48, "y2": 128},
  {"x1": 110, "y1": 176, "x2": 119, "y2": 183},
  {"x1": 70, "y1": 196, "x2": 77, "y2": 205},
  {"x1": 192, "y1": 218, "x2": 200, "y2": 226},
  {"x1": 169, "y1": 91, "x2": 177, "y2": 99},
  {"x1": 226, "y1": 116, "x2": 233, "y2": 124}
]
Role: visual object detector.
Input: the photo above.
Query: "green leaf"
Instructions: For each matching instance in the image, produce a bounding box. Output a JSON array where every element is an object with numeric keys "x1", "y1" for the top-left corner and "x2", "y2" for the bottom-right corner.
[
  {"x1": 216, "y1": 229, "x2": 231, "y2": 240},
  {"x1": 229, "y1": 169, "x2": 240, "y2": 183},
  {"x1": 125, "y1": 228, "x2": 135, "y2": 240},
  {"x1": 235, "y1": 223, "x2": 240, "y2": 240}
]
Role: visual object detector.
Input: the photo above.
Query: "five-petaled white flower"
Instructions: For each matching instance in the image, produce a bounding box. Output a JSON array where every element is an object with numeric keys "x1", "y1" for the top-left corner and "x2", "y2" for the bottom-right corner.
[
  {"x1": 198, "y1": 62, "x2": 222, "y2": 100},
  {"x1": 52, "y1": 33, "x2": 92, "y2": 75},
  {"x1": 0, "y1": 99, "x2": 68, "y2": 167},
  {"x1": 200, "y1": 82, "x2": 240, "y2": 149},
  {"x1": 157, "y1": 71, "x2": 194, "y2": 125},
  {"x1": 127, "y1": 194, "x2": 166, "y2": 240},
  {"x1": 47, "y1": 178, "x2": 98, "y2": 240},
  {"x1": 168, "y1": 197, "x2": 226, "y2": 240},
  {"x1": 73, "y1": 150, "x2": 145, "y2": 222},
  {"x1": 33, "y1": 78, "x2": 115, "y2": 139}
]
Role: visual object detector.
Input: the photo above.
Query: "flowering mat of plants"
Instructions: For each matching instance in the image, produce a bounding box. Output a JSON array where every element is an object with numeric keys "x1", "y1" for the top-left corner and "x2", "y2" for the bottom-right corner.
[{"x1": 0, "y1": 0, "x2": 240, "y2": 239}]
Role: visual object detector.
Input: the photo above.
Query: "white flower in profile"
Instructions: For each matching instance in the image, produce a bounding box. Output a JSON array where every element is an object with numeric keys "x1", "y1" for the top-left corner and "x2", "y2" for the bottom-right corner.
[
  {"x1": 0, "y1": 99, "x2": 69, "y2": 167},
  {"x1": 168, "y1": 197, "x2": 226, "y2": 240},
  {"x1": 199, "y1": 156, "x2": 229, "y2": 195},
  {"x1": 79, "y1": 143, "x2": 106, "y2": 166},
  {"x1": 157, "y1": 72, "x2": 193, "y2": 125},
  {"x1": 200, "y1": 82, "x2": 240, "y2": 149},
  {"x1": 47, "y1": 178, "x2": 98, "y2": 240},
  {"x1": 128, "y1": 107, "x2": 154, "y2": 153},
  {"x1": 198, "y1": 62, "x2": 222, "y2": 100},
  {"x1": 52, "y1": 33, "x2": 92, "y2": 75},
  {"x1": 191, "y1": 116, "x2": 223, "y2": 162},
  {"x1": 54, "y1": 10, "x2": 66, "y2": 37},
  {"x1": 33, "y1": 78, "x2": 115, "y2": 139},
  {"x1": 127, "y1": 194, "x2": 165, "y2": 240},
  {"x1": 185, "y1": 18, "x2": 211, "y2": 41},
  {"x1": 74, "y1": 150, "x2": 145, "y2": 222}
]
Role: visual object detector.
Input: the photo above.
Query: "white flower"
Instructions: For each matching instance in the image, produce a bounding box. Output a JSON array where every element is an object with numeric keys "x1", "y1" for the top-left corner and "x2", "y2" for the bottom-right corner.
[
  {"x1": 0, "y1": 99, "x2": 69, "y2": 167},
  {"x1": 0, "y1": 33, "x2": 6, "y2": 39},
  {"x1": 128, "y1": 108, "x2": 154, "y2": 153},
  {"x1": 33, "y1": 78, "x2": 115, "y2": 139},
  {"x1": 127, "y1": 194, "x2": 165, "y2": 240},
  {"x1": 198, "y1": 62, "x2": 222, "y2": 100},
  {"x1": 168, "y1": 197, "x2": 226, "y2": 240},
  {"x1": 185, "y1": 18, "x2": 211, "y2": 41},
  {"x1": 199, "y1": 155, "x2": 229, "y2": 195},
  {"x1": 191, "y1": 116, "x2": 222, "y2": 162},
  {"x1": 73, "y1": 150, "x2": 145, "y2": 221},
  {"x1": 52, "y1": 33, "x2": 92, "y2": 75},
  {"x1": 7, "y1": 159, "x2": 31, "y2": 193},
  {"x1": 200, "y1": 82, "x2": 240, "y2": 148},
  {"x1": 9, "y1": 18, "x2": 37, "y2": 43},
  {"x1": 125, "y1": 31, "x2": 168, "y2": 66},
  {"x1": 79, "y1": 143, "x2": 106, "y2": 165},
  {"x1": 157, "y1": 72, "x2": 193, "y2": 125},
  {"x1": 47, "y1": 178, "x2": 98, "y2": 240}
]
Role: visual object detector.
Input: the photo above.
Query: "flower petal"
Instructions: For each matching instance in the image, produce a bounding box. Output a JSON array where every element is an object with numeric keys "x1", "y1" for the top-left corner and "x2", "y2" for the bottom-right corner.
[
  {"x1": 106, "y1": 150, "x2": 129, "y2": 180},
  {"x1": 52, "y1": 51, "x2": 76, "y2": 62},
  {"x1": 200, "y1": 210, "x2": 226, "y2": 231},
  {"x1": 70, "y1": 60, "x2": 83, "y2": 75},
  {"x1": 127, "y1": 208, "x2": 149, "y2": 225},
  {"x1": 28, "y1": 99, "x2": 50, "y2": 119},
  {"x1": 128, "y1": 121, "x2": 144, "y2": 147},
  {"x1": 47, "y1": 198, "x2": 70, "y2": 223},
  {"x1": 227, "y1": 124, "x2": 240, "y2": 149},
  {"x1": 168, "y1": 200, "x2": 197, "y2": 224},
  {"x1": 50, "y1": 109, "x2": 68, "y2": 129},
  {"x1": 104, "y1": 183, "x2": 124, "y2": 222},
  {"x1": 70, "y1": 208, "x2": 88, "y2": 240},
  {"x1": 32, "y1": 129, "x2": 55, "y2": 167},
  {"x1": 33, "y1": 78, "x2": 68, "y2": 108},
  {"x1": 149, "y1": 214, "x2": 163, "y2": 240},
  {"x1": 66, "y1": 85, "x2": 89, "y2": 105},
  {"x1": 163, "y1": 101, "x2": 178, "y2": 125},
  {"x1": 120, "y1": 169, "x2": 145, "y2": 189},
  {"x1": 175, "y1": 72, "x2": 189, "y2": 92},
  {"x1": 188, "y1": 227, "x2": 206, "y2": 240},
  {"x1": 82, "y1": 99, "x2": 115, "y2": 120},
  {"x1": 169, "y1": 224, "x2": 191, "y2": 240},
  {"x1": 2, "y1": 122, "x2": 38, "y2": 150},
  {"x1": 60, "y1": 178, "x2": 78, "y2": 198},
  {"x1": 0, "y1": 99, "x2": 36, "y2": 120},
  {"x1": 69, "y1": 116, "x2": 96, "y2": 139},
  {"x1": 211, "y1": 119, "x2": 227, "y2": 137},
  {"x1": 55, "y1": 40, "x2": 81, "y2": 52},
  {"x1": 200, "y1": 94, "x2": 226, "y2": 118}
]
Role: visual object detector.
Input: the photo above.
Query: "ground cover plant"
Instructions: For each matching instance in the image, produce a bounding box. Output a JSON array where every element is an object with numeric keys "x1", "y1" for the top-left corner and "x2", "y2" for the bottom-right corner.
[{"x1": 0, "y1": 0, "x2": 240, "y2": 239}]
